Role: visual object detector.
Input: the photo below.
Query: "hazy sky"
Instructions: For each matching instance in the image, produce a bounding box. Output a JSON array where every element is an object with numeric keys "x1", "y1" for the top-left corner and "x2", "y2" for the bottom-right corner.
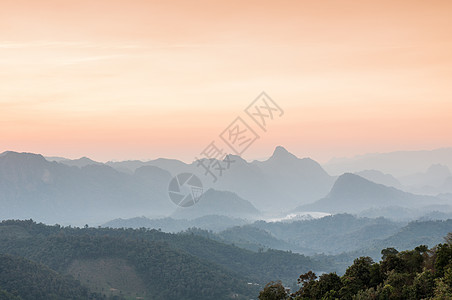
[{"x1": 1, "y1": 0, "x2": 451, "y2": 162}]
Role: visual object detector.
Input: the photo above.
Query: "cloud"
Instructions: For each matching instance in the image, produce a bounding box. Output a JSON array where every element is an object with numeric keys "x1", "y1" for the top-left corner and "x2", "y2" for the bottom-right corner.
[
  {"x1": 59, "y1": 54, "x2": 127, "y2": 65},
  {"x1": 0, "y1": 41, "x2": 143, "y2": 50}
]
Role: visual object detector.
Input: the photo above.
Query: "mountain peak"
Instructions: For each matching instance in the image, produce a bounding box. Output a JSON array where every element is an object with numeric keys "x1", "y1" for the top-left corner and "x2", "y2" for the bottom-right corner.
[
  {"x1": 60, "y1": 157, "x2": 101, "y2": 168},
  {"x1": 297, "y1": 172, "x2": 425, "y2": 213},
  {"x1": 0, "y1": 151, "x2": 46, "y2": 163},
  {"x1": 270, "y1": 146, "x2": 297, "y2": 161},
  {"x1": 334, "y1": 172, "x2": 383, "y2": 187},
  {"x1": 224, "y1": 154, "x2": 247, "y2": 164}
]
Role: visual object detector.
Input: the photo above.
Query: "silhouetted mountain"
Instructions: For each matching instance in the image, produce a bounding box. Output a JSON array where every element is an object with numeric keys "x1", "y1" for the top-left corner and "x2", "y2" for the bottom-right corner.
[
  {"x1": 107, "y1": 158, "x2": 190, "y2": 175},
  {"x1": 171, "y1": 189, "x2": 260, "y2": 220},
  {"x1": 359, "y1": 205, "x2": 452, "y2": 221},
  {"x1": 0, "y1": 152, "x2": 176, "y2": 224},
  {"x1": 354, "y1": 169, "x2": 402, "y2": 188},
  {"x1": 297, "y1": 173, "x2": 442, "y2": 214},
  {"x1": 203, "y1": 154, "x2": 284, "y2": 212},
  {"x1": 44, "y1": 156, "x2": 68, "y2": 163},
  {"x1": 250, "y1": 146, "x2": 335, "y2": 208},
  {"x1": 106, "y1": 146, "x2": 334, "y2": 212},
  {"x1": 400, "y1": 164, "x2": 451, "y2": 187},
  {"x1": 0, "y1": 148, "x2": 335, "y2": 223},
  {"x1": 59, "y1": 157, "x2": 102, "y2": 168},
  {"x1": 195, "y1": 147, "x2": 334, "y2": 211}
]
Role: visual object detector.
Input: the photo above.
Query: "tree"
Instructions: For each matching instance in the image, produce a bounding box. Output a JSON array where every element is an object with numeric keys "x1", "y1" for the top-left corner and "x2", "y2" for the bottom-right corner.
[
  {"x1": 381, "y1": 247, "x2": 399, "y2": 260},
  {"x1": 312, "y1": 273, "x2": 342, "y2": 298},
  {"x1": 261, "y1": 233, "x2": 452, "y2": 300},
  {"x1": 435, "y1": 243, "x2": 452, "y2": 277},
  {"x1": 340, "y1": 256, "x2": 374, "y2": 297},
  {"x1": 297, "y1": 270, "x2": 317, "y2": 287},
  {"x1": 258, "y1": 281, "x2": 288, "y2": 300}
]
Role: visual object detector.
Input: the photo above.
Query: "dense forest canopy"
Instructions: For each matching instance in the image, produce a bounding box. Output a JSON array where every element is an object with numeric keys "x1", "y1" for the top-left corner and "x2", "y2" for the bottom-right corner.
[{"x1": 259, "y1": 233, "x2": 452, "y2": 300}]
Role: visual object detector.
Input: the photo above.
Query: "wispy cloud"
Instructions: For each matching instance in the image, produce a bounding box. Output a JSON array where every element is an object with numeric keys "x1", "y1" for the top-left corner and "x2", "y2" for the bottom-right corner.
[
  {"x1": 0, "y1": 41, "x2": 144, "y2": 50},
  {"x1": 60, "y1": 54, "x2": 127, "y2": 65}
]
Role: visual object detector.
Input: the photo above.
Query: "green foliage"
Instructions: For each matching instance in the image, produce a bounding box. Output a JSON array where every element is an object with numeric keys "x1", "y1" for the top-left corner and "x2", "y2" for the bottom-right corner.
[
  {"x1": 0, "y1": 219, "x2": 331, "y2": 299},
  {"x1": 381, "y1": 247, "x2": 399, "y2": 260},
  {"x1": 258, "y1": 281, "x2": 288, "y2": 300},
  {"x1": 435, "y1": 243, "x2": 452, "y2": 277},
  {"x1": 0, "y1": 289, "x2": 21, "y2": 300},
  {"x1": 263, "y1": 233, "x2": 452, "y2": 300},
  {"x1": 0, "y1": 254, "x2": 100, "y2": 300},
  {"x1": 0, "y1": 220, "x2": 255, "y2": 299}
]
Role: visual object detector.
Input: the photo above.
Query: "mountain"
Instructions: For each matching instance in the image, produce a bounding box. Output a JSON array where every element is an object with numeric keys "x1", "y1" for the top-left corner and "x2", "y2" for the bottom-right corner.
[
  {"x1": 250, "y1": 146, "x2": 335, "y2": 208},
  {"x1": 352, "y1": 219, "x2": 452, "y2": 261},
  {"x1": 0, "y1": 151, "x2": 176, "y2": 224},
  {"x1": 171, "y1": 189, "x2": 261, "y2": 220},
  {"x1": 103, "y1": 215, "x2": 250, "y2": 232},
  {"x1": 0, "y1": 219, "x2": 332, "y2": 296},
  {"x1": 108, "y1": 146, "x2": 334, "y2": 212},
  {"x1": 0, "y1": 220, "x2": 258, "y2": 300},
  {"x1": 249, "y1": 214, "x2": 403, "y2": 255},
  {"x1": 440, "y1": 177, "x2": 452, "y2": 193},
  {"x1": 198, "y1": 147, "x2": 334, "y2": 211},
  {"x1": 325, "y1": 148, "x2": 452, "y2": 177},
  {"x1": 0, "y1": 148, "x2": 334, "y2": 223},
  {"x1": 354, "y1": 169, "x2": 402, "y2": 189},
  {"x1": 0, "y1": 254, "x2": 98, "y2": 300},
  {"x1": 107, "y1": 158, "x2": 191, "y2": 175},
  {"x1": 297, "y1": 173, "x2": 444, "y2": 214},
  {"x1": 59, "y1": 157, "x2": 103, "y2": 168},
  {"x1": 400, "y1": 164, "x2": 451, "y2": 188},
  {"x1": 200, "y1": 154, "x2": 284, "y2": 212},
  {"x1": 215, "y1": 225, "x2": 315, "y2": 254},
  {"x1": 44, "y1": 156, "x2": 68, "y2": 163}
]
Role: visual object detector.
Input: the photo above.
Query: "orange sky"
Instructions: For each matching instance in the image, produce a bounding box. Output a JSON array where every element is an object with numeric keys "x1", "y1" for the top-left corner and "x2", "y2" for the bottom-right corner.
[{"x1": 1, "y1": 0, "x2": 451, "y2": 162}]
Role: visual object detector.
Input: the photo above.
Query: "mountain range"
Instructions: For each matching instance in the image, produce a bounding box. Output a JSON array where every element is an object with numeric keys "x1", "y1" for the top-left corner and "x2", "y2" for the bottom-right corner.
[
  {"x1": 106, "y1": 146, "x2": 336, "y2": 211},
  {"x1": 297, "y1": 173, "x2": 449, "y2": 214},
  {"x1": 1, "y1": 147, "x2": 452, "y2": 225},
  {"x1": 0, "y1": 151, "x2": 176, "y2": 224}
]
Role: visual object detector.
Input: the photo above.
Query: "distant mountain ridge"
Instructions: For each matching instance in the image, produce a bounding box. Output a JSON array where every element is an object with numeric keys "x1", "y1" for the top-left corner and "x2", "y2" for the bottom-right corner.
[
  {"x1": 59, "y1": 157, "x2": 102, "y2": 168},
  {"x1": 47, "y1": 146, "x2": 335, "y2": 212},
  {"x1": 2, "y1": 147, "x2": 451, "y2": 224},
  {"x1": 325, "y1": 147, "x2": 452, "y2": 177},
  {"x1": 297, "y1": 173, "x2": 446, "y2": 213},
  {"x1": 354, "y1": 169, "x2": 402, "y2": 189},
  {"x1": 0, "y1": 151, "x2": 176, "y2": 224},
  {"x1": 171, "y1": 189, "x2": 261, "y2": 220},
  {"x1": 0, "y1": 151, "x2": 266, "y2": 224}
]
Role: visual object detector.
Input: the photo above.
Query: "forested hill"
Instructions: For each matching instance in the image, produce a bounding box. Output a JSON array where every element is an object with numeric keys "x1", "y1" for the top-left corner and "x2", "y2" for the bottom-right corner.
[
  {"x1": 259, "y1": 235, "x2": 452, "y2": 299},
  {"x1": 0, "y1": 254, "x2": 100, "y2": 300},
  {"x1": 0, "y1": 220, "x2": 331, "y2": 299}
]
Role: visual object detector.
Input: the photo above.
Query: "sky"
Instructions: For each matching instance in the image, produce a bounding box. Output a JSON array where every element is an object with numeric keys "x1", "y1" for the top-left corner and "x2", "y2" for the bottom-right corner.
[{"x1": 1, "y1": 0, "x2": 451, "y2": 163}]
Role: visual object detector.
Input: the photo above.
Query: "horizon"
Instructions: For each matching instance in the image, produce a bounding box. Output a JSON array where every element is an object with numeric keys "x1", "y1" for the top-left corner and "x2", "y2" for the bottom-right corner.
[{"x1": 2, "y1": 144, "x2": 452, "y2": 165}]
